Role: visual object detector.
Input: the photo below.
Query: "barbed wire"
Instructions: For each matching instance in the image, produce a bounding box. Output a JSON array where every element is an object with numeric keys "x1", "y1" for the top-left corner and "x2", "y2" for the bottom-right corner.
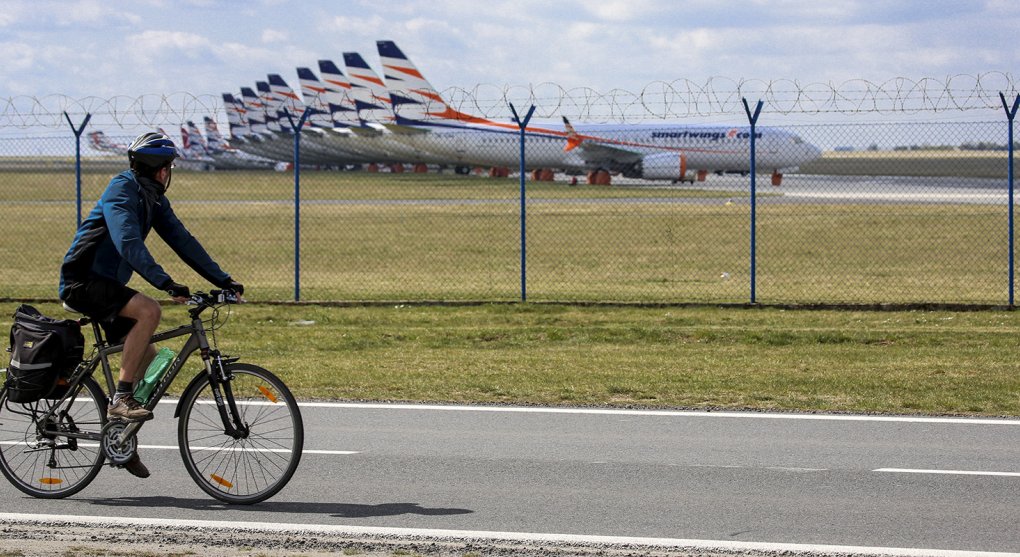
[{"x1": 1, "y1": 73, "x2": 1017, "y2": 130}]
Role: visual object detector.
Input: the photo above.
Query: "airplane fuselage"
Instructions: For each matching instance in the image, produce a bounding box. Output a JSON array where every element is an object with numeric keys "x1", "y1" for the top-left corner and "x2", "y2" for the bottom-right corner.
[{"x1": 385, "y1": 122, "x2": 822, "y2": 178}]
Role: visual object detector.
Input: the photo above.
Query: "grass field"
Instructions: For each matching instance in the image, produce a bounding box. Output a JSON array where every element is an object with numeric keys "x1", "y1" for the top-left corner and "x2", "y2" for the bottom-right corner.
[
  {"x1": 1, "y1": 167, "x2": 1018, "y2": 417},
  {"x1": 0, "y1": 168, "x2": 1013, "y2": 304},
  {"x1": 5, "y1": 302, "x2": 1018, "y2": 417}
]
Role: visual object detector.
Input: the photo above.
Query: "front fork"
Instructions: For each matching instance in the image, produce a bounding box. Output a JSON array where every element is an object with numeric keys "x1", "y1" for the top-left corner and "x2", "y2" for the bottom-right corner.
[{"x1": 207, "y1": 351, "x2": 249, "y2": 439}]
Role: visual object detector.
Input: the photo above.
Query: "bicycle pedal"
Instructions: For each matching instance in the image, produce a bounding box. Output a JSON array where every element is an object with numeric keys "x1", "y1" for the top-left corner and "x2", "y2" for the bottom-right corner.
[{"x1": 106, "y1": 415, "x2": 153, "y2": 424}]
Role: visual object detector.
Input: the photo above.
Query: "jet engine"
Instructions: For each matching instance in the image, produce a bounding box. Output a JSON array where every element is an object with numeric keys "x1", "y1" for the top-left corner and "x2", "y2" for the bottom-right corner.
[{"x1": 623, "y1": 153, "x2": 695, "y2": 182}]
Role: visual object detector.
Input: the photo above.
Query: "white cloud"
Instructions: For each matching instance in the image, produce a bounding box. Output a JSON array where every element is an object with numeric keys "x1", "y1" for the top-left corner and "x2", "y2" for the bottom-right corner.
[
  {"x1": 261, "y1": 29, "x2": 288, "y2": 44},
  {"x1": 124, "y1": 29, "x2": 213, "y2": 62},
  {"x1": 585, "y1": 0, "x2": 660, "y2": 21},
  {"x1": 0, "y1": 42, "x2": 36, "y2": 74},
  {"x1": 52, "y1": 0, "x2": 142, "y2": 27},
  {"x1": 0, "y1": 0, "x2": 1015, "y2": 121},
  {"x1": 319, "y1": 14, "x2": 388, "y2": 37}
]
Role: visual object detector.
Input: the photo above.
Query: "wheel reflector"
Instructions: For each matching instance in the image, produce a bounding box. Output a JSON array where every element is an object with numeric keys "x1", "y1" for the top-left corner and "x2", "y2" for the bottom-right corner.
[
  {"x1": 39, "y1": 477, "x2": 63, "y2": 485},
  {"x1": 210, "y1": 474, "x2": 233, "y2": 488},
  {"x1": 258, "y1": 385, "x2": 278, "y2": 403}
]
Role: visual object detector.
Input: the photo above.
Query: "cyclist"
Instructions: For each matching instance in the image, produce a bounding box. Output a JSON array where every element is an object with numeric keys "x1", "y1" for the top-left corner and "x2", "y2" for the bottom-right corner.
[{"x1": 58, "y1": 132, "x2": 243, "y2": 478}]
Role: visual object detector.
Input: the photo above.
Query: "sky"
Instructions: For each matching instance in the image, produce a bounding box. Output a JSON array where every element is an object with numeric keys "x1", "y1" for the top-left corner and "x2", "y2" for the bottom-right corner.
[{"x1": 0, "y1": 0, "x2": 1018, "y2": 128}]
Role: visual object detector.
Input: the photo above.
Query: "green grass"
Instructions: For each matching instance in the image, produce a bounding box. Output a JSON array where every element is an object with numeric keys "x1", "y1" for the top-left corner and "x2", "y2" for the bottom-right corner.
[
  {"x1": 0, "y1": 170, "x2": 1011, "y2": 304},
  {"x1": 9, "y1": 303, "x2": 1018, "y2": 417}
]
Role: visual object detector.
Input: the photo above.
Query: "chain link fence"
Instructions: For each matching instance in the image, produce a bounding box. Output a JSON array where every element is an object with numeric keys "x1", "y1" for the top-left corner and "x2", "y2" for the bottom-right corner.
[{"x1": 1, "y1": 81, "x2": 1018, "y2": 306}]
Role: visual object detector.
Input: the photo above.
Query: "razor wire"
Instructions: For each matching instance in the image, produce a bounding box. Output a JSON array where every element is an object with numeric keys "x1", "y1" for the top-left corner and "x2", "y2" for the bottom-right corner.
[{"x1": 1, "y1": 73, "x2": 1017, "y2": 130}]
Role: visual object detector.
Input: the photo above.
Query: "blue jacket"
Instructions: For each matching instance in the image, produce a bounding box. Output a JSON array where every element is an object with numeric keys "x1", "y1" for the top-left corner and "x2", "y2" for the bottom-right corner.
[{"x1": 59, "y1": 170, "x2": 230, "y2": 297}]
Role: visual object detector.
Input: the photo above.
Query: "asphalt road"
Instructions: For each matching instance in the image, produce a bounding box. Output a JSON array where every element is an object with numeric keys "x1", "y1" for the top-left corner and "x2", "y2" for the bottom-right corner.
[{"x1": 2, "y1": 402, "x2": 1020, "y2": 555}]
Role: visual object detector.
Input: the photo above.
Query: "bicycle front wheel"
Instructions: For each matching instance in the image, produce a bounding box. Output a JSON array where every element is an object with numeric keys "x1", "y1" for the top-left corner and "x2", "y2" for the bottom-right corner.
[
  {"x1": 177, "y1": 363, "x2": 303, "y2": 504},
  {"x1": 0, "y1": 376, "x2": 107, "y2": 498}
]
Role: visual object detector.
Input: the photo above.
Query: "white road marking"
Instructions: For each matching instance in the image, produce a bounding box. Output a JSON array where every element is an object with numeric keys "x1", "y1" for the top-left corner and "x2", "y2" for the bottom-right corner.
[
  {"x1": 0, "y1": 513, "x2": 1016, "y2": 557},
  {"x1": 875, "y1": 468, "x2": 1020, "y2": 478},
  {"x1": 139, "y1": 444, "x2": 356, "y2": 455},
  {"x1": 156, "y1": 400, "x2": 1020, "y2": 426},
  {"x1": 137, "y1": 444, "x2": 356, "y2": 455}
]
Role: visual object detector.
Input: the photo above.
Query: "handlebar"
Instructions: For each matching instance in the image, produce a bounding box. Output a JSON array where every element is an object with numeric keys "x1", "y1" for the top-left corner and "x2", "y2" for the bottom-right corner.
[{"x1": 186, "y1": 290, "x2": 242, "y2": 315}]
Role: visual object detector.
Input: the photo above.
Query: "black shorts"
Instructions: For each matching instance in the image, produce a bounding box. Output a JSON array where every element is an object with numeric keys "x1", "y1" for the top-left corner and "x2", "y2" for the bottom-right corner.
[{"x1": 61, "y1": 278, "x2": 139, "y2": 344}]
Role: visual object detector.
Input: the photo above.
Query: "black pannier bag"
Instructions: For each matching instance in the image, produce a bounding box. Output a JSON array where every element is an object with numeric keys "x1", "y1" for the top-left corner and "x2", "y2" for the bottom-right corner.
[{"x1": 5, "y1": 304, "x2": 85, "y2": 403}]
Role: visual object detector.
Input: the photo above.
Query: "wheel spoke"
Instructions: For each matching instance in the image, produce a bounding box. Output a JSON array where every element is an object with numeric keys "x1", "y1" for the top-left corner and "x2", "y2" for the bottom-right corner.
[
  {"x1": 0, "y1": 380, "x2": 106, "y2": 498},
  {"x1": 179, "y1": 365, "x2": 302, "y2": 504}
]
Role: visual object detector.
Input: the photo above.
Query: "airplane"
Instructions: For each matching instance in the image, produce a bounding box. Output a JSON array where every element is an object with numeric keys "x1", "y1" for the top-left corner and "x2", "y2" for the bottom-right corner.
[
  {"x1": 293, "y1": 67, "x2": 389, "y2": 164},
  {"x1": 87, "y1": 131, "x2": 127, "y2": 154},
  {"x1": 221, "y1": 93, "x2": 253, "y2": 142},
  {"x1": 375, "y1": 40, "x2": 822, "y2": 185},
  {"x1": 340, "y1": 52, "x2": 448, "y2": 166},
  {"x1": 200, "y1": 117, "x2": 278, "y2": 169},
  {"x1": 226, "y1": 83, "x2": 303, "y2": 163},
  {"x1": 228, "y1": 59, "x2": 431, "y2": 168},
  {"x1": 174, "y1": 125, "x2": 216, "y2": 171},
  {"x1": 275, "y1": 56, "x2": 441, "y2": 168},
  {"x1": 267, "y1": 72, "x2": 369, "y2": 165},
  {"x1": 340, "y1": 53, "x2": 396, "y2": 128},
  {"x1": 238, "y1": 67, "x2": 421, "y2": 167}
]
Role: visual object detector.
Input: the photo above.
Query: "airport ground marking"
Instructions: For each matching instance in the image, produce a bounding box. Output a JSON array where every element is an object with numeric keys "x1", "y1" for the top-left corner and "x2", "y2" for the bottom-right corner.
[{"x1": 874, "y1": 468, "x2": 1020, "y2": 478}]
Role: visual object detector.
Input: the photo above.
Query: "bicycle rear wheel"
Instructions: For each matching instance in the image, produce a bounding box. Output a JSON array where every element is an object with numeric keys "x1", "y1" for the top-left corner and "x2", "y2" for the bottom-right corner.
[
  {"x1": 0, "y1": 377, "x2": 107, "y2": 498},
  {"x1": 177, "y1": 363, "x2": 303, "y2": 504}
]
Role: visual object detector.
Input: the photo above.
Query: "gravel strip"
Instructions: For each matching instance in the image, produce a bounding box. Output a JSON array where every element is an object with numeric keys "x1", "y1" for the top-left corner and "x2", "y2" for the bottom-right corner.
[{"x1": 0, "y1": 518, "x2": 887, "y2": 557}]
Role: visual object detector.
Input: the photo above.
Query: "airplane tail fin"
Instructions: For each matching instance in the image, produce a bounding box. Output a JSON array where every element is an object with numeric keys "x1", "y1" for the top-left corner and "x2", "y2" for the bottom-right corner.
[
  {"x1": 182, "y1": 122, "x2": 209, "y2": 158},
  {"x1": 179, "y1": 125, "x2": 191, "y2": 158},
  {"x1": 241, "y1": 86, "x2": 270, "y2": 135},
  {"x1": 204, "y1": 116, "x2": 229, "y2": 152},
  {"x1": 376, "y1": 40, "x2": 472, "y2": 127},
  {"x1": 256, "y1": 80, "x2": 284, "y2": 133},
  {"x1": 342, "y1": 52, "x2": 394, "y2": 126},
  {"x1": 268, "y1": 74, "x2": 308, "y2": 130},
  {"x1": 316, "y1": 60, "x2": 362, "y2": 128},
  {"x1": 222, "y1": 93, "x2": 251, "y2": 140},
  {"x1": 88, "y1": 131, "x2": 105, "y2": 150},
  {"x1": 297, "y1": 66, "x2": 350, "y2": 129},
  {"x1": 562, "y1": 117, "x2": 584, "y2": 152},
  {"x1": 186, "y1": 121, "x2": 207, "y2": 149},
  {"x1": 88, "y1": 130, "x2": 124, "y2": 151}
]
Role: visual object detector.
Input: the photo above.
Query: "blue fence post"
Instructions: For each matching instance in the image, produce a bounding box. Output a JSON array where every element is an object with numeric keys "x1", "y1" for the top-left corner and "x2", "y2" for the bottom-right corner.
[
  {"x1": 509, "y1": 102, "x2": 536, "y2": 302},
  {"x1": 742, "y1": 98, "x2": 763, "y2": 305},
  {"x1": 63, "y1": 111, "x2": 92, "y2": 228},
  {"x1": 283, "y1": 107, "x2": 312, "y2": 302},
  {"x1": 1001, "y1": 93, "x2": 1020, "y2": 307}
]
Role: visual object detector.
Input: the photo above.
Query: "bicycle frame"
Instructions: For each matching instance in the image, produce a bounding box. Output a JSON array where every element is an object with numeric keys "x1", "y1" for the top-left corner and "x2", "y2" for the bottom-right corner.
[{"x1": 16, "y1": 298, "x2": 249, "y2": 452}]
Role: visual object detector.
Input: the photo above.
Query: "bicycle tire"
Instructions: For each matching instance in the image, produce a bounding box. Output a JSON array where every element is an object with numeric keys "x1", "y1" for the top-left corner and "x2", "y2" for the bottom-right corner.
[
  {"x1": 0, "y1": 376, "x2": 107, "y2": 498},
  {"x1": 177, "y1": 363, "x2": 303, "y2": 504}
]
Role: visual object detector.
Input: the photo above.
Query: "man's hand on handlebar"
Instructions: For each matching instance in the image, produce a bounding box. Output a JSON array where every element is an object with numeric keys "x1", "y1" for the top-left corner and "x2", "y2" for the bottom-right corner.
[
  {"x1": 222, "y1": 279, "x2": 244, "y2": 296},
  {"x1": 164, "y1": 281, "x2": 191, "y2": 304},
  {"x1": 219, "y1": 279, "x2": 245, "y2": 303},
  {"x1": 185, "y1": 289, "x2": 245, "y2": 306},
  {"x1": 219, "y1": 288, "x2": 245, "y2": 304}
]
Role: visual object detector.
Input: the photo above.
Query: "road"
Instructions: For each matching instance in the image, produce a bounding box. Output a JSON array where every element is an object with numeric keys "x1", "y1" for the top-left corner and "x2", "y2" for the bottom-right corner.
[{"x1": 2, "y1": 402, "x2": 1020, "y2": 556}]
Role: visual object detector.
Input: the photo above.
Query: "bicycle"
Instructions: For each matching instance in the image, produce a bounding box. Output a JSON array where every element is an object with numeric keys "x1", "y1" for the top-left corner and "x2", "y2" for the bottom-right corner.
[{"x1": 0, "y1": 290, "x2": 303, "y2": 504}]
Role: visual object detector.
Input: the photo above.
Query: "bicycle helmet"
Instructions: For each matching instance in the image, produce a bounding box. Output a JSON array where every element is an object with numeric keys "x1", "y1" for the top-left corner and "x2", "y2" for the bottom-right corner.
[{"x1": 127, "y1": 132, "x2": 178, "y2": 168}]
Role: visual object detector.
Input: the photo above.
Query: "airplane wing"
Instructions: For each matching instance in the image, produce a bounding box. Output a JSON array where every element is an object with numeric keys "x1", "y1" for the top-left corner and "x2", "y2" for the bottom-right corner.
[
  {"x1": 570, "y1": 141, "x2": 643, "y2": 165},
  {"x1": 561, "y1": 117, "x2": 642, "y2": 169}
]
